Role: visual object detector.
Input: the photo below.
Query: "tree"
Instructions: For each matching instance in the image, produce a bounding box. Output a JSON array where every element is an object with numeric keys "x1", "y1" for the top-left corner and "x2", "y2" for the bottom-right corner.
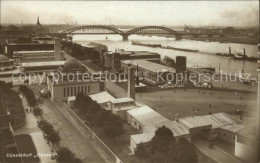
[
  {"x1": 46, "y1": 130, "x2": 61, "y2": 144},
  {"x1": 170, "y1": 137, "x2": 198, "y2": 163},
  {"x1": 33, "y1": 107, "x2": 42, "y2": 118},
  {"x1": 38, "y1": 120, "x2": 54, "y2": 136},
  {"x1": 135, "y1": 143, "x2": 148, "y2": 163},
  {"x1": 150, "y1": 152, "x2": 166, "y2": 163},
  {"x1": 103, "y1": 114, "x2": 124, "y2": 139},
  {"x1": 151, "y1": 126, "x2": 175, "y2": 155},
  {"x1": 74, "y1": 92, "x2": 85, "y2": 109},
  {"x1": 56, "y1": 147, "x2": 82, "y2": 163},
  {"x1": 19, "y1": 85, "x2": 37, "y2": 108}
]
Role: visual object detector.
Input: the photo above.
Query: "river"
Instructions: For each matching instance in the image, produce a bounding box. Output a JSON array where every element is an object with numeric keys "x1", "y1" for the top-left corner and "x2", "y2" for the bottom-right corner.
[{"x1": 73, "y1": 34, "x2": 258, "y2": 78}]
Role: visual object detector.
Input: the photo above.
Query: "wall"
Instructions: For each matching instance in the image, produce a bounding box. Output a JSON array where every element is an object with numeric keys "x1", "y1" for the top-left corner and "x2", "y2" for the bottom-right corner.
[
  {"x1": 235, "y1": 136, "x2": 258, "y2": 162},
  {"x1": 127, "y1": 113, "x2": 143, "y2": 132},
  {"x1": 217, "y1": 128, "x2": 236, "y2": 144}
]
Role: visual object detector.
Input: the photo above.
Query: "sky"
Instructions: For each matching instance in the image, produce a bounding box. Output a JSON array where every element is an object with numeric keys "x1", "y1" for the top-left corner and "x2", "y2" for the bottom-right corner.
[{"x1": 1, "y1": 1, "x2": 259, "y2": 27}]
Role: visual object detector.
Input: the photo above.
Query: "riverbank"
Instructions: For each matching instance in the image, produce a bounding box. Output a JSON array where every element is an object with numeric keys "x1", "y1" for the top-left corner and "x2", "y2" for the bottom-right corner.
[{"x1": 187, "y1": 36, "x2": 258, "y2": 45}]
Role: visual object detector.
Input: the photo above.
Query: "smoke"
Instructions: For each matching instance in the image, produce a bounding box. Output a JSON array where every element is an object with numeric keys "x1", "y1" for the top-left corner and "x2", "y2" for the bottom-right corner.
[{"x1": 220, "y1": 5, "x2": 259, "y2": 27}]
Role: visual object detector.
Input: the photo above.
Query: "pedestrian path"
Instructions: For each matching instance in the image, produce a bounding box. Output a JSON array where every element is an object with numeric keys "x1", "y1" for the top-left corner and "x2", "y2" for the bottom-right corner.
[
  {"x1": 14, "y1": 97, "x2": 55, "y2": 163},
  {"x1": 192, "y1": 135, "x2": 242, "y2": 163}
]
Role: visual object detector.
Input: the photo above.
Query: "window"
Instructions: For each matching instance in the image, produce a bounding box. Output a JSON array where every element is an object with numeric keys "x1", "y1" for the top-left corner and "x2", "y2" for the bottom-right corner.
[
  {"x1": 232, "y1": 135, "x2": 236, "y2": 141},
  {"x1": 85, "y1": 86, "x2": 87, "y2": 95},
  {"x1": 71, "y1": 87, "x2": 73, "y2": 96},
  {"x1": 223, "y1": 133, "x2": 226, "y2": 138},
  {"x1": 64, "y1": 88, "x2": 66, "y2": 97},
  {"x1": 74, "y1": 87, "x2": 76, "y2": 95},
  {"x1": 88, "y1": 86, "x2": 90, "y2": 93}
]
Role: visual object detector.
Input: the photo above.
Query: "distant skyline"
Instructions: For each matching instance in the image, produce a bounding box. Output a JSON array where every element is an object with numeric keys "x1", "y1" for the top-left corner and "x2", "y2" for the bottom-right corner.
[{"x1": 1, "y1": 1, "x2": 259, "y2": 27}]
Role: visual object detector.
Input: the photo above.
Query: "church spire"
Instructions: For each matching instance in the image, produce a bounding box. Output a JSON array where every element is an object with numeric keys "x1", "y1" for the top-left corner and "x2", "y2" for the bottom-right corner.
[{"x1": 37, "y1": 16, "x2": 41, "y2": 26}]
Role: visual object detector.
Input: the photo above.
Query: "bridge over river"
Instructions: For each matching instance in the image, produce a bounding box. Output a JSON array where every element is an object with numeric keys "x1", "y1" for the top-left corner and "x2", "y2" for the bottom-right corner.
[{"x1": 50, "y1": 25, "x2": 225, "y2": 41}]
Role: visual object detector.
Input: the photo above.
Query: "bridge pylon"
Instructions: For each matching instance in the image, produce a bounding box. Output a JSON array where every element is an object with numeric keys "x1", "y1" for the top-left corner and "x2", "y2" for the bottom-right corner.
[
  {"x1": 122, "y1": 34, "x2": 129, "y2": 41},
  {"x1": 175, "y1": 34, "x2": 182, "y2": 40}
]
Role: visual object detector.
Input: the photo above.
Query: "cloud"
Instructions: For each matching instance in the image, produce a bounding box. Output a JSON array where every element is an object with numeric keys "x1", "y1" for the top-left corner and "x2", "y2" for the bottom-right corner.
[{"x1": 220, "y1": 5, "x2": 259, "y2": 26}]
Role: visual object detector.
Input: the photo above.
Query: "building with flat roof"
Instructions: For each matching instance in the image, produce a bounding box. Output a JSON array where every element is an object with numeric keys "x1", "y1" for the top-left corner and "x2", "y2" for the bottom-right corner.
[
  {"x1": 5, "y1": 40, "x2": 55, "y2": 57},
  {"x1": 130, "y1": 121, "x2": 190, "y2": 153},
  {"x1": 103, "y1": 49, "x2": 160, "y2": 70},
  {"x1": 20, "y1": 61, "x2": 65, "y2": 72},
  {"x1": 121, "y1": 59, "x2": 176, "y2": 85},
  {"x1": 110, "y1": 97, "x2": 142, "y2": 120},
  {"x1": 47, "y1": 59, "x2": 104, "y2": 101},
  {"x1": 127, "y1": 105, "x2": 170, "y2": 132},
  {"x1": 178, "y1": 112, "x2": 241, "y2": 141},
  {"x1": 13, "y1": 39, "x2": 64, "y2": 65}
]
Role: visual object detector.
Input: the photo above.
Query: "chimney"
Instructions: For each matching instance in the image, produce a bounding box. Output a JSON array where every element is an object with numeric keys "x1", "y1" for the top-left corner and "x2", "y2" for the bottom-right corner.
[
  {"x1": 128, "y1": 67, "x2": 135, "y2": 99},
  {"x1": 243, "y1": 48, "x2": 246, "y2": 56},
  {"x1": 54, "y1": 38, "x2": 61, "y2": 61},
  {"x1": 229, "y1": 47, "x2": 231, "y2": 55}
]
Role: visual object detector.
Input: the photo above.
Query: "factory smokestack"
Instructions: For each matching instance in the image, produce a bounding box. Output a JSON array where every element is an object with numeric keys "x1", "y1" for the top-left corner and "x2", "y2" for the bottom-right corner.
[
  {"x1": 128, "y1": 66, "x2": 135, "y2": 99},
  {"x1": 54, "y1": 38, "x2": 62, "y2": 61},
  {"x1": 229, "y1": 47, "x2": 231, "y2": 55}
]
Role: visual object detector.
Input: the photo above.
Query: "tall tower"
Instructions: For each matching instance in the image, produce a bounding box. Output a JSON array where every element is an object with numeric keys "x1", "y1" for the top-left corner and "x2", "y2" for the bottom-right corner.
[
  {"x1": 54, "y1": 38, "x2": 62, "y2": 61},
  {"x1": 37, "y1": 16, "x2": 41, "y2": 26},
  {"x1": 128, "y1": 66, "x2": 135, "y2": 99}
]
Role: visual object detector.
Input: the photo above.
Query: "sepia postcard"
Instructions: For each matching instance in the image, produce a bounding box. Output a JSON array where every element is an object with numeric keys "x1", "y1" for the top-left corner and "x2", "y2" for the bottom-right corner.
[{"x1": 0, "y1": 1, "x2": 259, "y2": 163}]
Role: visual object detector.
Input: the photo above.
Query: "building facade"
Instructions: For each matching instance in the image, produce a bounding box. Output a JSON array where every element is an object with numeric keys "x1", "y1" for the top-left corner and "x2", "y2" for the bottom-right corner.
[
  {"x1": 47, "y1": 59, "x2": 104, "y2": 101},
  {"x1": 13, "y1": 39, "x2": 64, "y2": 65},
  {"x1": 0, "y1": 54, "x2": 15, "y2": 72}
]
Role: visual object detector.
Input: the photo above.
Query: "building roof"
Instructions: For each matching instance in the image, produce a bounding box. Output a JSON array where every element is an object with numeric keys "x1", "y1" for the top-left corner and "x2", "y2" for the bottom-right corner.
[
  {"x1": 89, "y1": 91, "x2": 115, "y2": 104},
  {"x1": 115, "y1": 49, "x2": 160, "y2": 56},
  {"x1": 21, "y1": 61, "x2": 65, "y2": 67},
  {"x1": 63, "y1": 59, "x2": 85, "y2": 71},
  {"x1": 237, "y1": 125, "x2": 257, "y2": 140},
  {"x1": 131, "y1": 133, "x2": 155, "y2": 144},
  {"x1": 220, "y1": 124, "x2": 245, "y2": 133},
  {"x1": 110, "y1": 97, "x2": 134, "y2": 104},
  {"x1": 13, "y1": 50, "x2": 54, "y2": 54},
  {"x1": 0, "y1": 54, "x2": 11, "y2": 62},
  {"x1": 127, "y1": 105, "x2": 170, "y2": 126},
  {"x1": 121, "y1": 60, "x2": 176, "y2": 73},
  {"x1": 179, "y1": 112, "x2": 240, "y2": 130},
  {"x1": 144, "y1": 121, "x2": 189, "y2": 137},
  {"x1": 179, "y1": 116, "x2": 212, "y2": 129}
]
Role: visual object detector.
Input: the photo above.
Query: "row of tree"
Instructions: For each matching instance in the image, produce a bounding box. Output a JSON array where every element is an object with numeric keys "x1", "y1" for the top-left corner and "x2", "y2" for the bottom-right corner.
[
  {"x1": 19, "y1": 85, "x2": 37, "y2": 108},
  {"x1": 74, "y1": 92, "x2": 124, "y2": 139},
  {"x1": 37, "y1": 119, "x2": 82, "y2": 162},
  {"x1": 135, "y1": 126, "x2": 198, "y2": 163},
  {"x1": 62, "y1": 41, "x2": 102, "y2": 61},
  {"x1": 37, "y1": 120, "x2": 61, "y2": 145}
]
